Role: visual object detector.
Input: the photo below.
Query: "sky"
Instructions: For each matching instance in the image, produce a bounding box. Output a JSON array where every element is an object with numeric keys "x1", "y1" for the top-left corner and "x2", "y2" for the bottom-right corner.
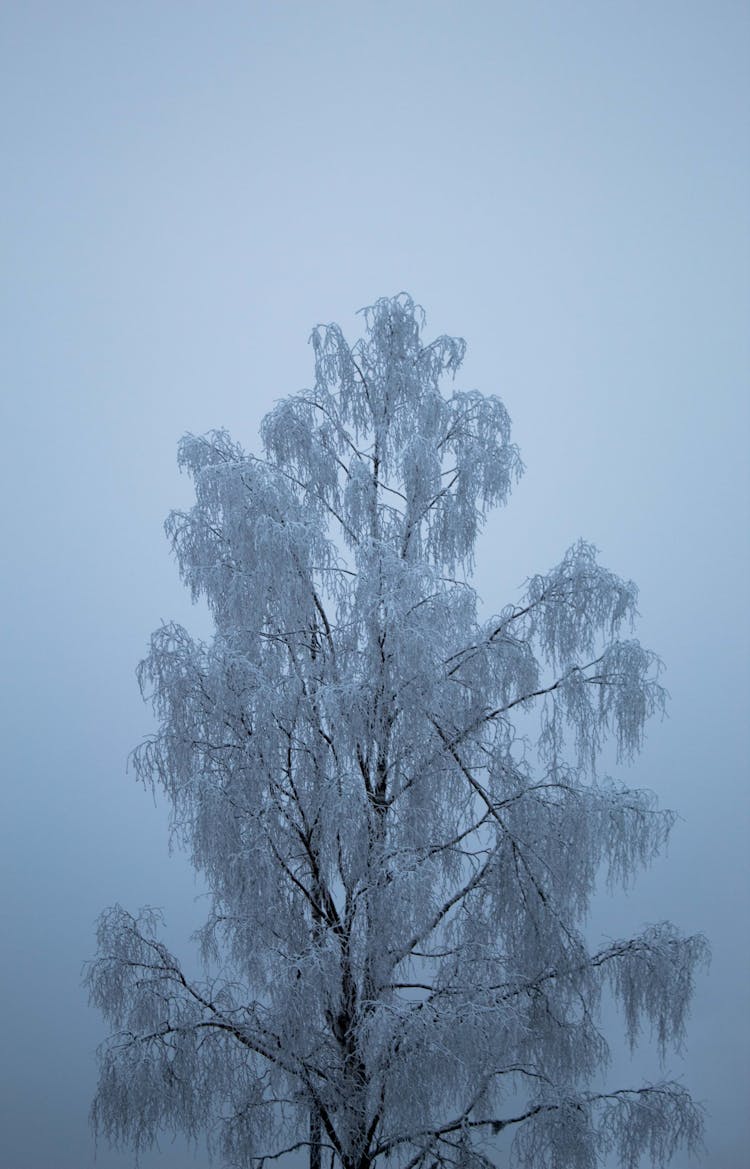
[{"x1": 1, "y1": 2, "x2": 748, "y2": 1166}]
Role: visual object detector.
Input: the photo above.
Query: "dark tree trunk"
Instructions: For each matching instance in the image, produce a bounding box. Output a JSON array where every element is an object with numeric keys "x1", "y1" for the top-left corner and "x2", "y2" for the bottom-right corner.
[{"x1": 309, "y1": 1106, "x2": 322, "y2": 1169}]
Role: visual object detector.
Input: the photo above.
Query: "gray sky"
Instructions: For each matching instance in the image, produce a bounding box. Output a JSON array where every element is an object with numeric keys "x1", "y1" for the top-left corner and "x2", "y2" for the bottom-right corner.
[{"x1": 1, "y1": 2, "x2": 748, "y2": 1167}]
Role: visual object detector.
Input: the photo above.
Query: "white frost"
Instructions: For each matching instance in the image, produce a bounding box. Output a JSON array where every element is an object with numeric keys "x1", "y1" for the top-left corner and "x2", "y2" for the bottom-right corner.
[{"x1": 86, "y1": 294, "x2": 707, "y2": 1169}]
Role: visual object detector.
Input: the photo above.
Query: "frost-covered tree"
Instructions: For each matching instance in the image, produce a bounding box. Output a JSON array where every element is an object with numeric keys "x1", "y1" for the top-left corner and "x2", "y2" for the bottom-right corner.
[{"x1": 87, "y1": 295, "x2": 707, "y2": 1169}]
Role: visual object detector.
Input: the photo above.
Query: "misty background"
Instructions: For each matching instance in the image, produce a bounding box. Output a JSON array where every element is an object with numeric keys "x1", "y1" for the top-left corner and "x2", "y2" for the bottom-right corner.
[{"x1": 1, "y1": 2, "x2": 748, "y2": 1167}]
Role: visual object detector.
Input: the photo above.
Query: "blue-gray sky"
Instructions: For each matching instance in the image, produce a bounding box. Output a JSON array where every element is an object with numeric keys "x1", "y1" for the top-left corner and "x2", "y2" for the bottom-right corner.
[{"x1": 1, "y1": 2, "x2": 748, "y2": 1166}]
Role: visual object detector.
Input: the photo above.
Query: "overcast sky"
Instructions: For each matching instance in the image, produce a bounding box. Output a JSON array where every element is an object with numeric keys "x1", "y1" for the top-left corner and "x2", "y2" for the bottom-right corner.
[{"x1": 1, "y1": 3, "x2": 748, "y2": 1167}]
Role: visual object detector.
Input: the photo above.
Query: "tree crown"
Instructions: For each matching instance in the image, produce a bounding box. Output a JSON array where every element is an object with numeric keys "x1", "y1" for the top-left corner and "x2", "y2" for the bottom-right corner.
[{"x1": 87, "y1": 294, "x2": 707, "y2": 1169}]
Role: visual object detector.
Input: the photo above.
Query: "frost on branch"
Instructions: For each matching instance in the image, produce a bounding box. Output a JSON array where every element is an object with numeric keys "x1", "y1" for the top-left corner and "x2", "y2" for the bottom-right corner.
[
  {"x1": 510, "y1": 1082, "x2": 703, "y2": 1169},
  {"x1": 88, "y1": 294, "x2": 707, "y2": 1169}
]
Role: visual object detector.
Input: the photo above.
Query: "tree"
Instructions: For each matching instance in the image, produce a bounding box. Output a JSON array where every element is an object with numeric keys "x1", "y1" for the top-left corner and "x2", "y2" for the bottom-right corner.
[{"x1": 87, "y1": 294, "x2": 707, "y2": 1169}]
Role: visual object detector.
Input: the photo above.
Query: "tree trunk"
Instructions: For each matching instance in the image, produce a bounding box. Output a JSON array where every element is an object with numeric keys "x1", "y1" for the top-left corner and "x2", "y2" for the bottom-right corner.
[{"x1": 309, "y1": 1105, "x2": 322, "y2": 1169}]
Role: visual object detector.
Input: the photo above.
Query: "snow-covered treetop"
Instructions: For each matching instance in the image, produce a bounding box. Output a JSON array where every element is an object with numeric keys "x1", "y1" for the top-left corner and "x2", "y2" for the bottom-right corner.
[{"x1": 88, "y1": 295, "x2": 707, "y2": 1169}]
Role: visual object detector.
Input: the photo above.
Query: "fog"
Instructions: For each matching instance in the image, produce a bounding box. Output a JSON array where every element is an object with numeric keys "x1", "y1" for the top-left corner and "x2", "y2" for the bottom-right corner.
[{"x1": 1, "y1": 3, "x2": 748, "y2": 1166}]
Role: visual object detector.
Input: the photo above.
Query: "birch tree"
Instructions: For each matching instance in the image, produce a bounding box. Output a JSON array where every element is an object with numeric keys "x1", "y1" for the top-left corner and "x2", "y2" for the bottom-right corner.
[{"x1": 87, "y1": 294, "x2": 707, "y2": 1169}]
